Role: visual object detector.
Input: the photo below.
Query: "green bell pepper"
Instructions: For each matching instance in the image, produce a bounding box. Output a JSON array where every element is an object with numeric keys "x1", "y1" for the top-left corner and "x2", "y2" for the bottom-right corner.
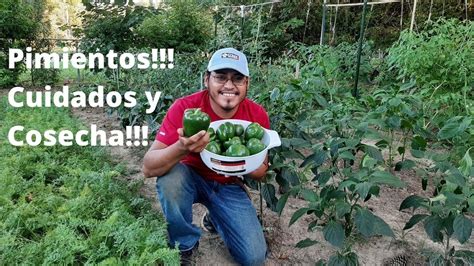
[
  {"x1": 225, "y1": 143, "x2": 250, "y2": 157},
  {"x1": 224, "y1": 136, "x2": 241, "y2": 149},
  {"x1": 244, "y1": 122, "x2": 264, "y2": 140},
  {"x1": 205, "y1": 141, "x2": 221, "y2": 155},
  {"x1": 183, "y1": 108, "x2": 211, "y2": 137},
  {"x1": 234, "y1": 124, "x2": 244, "y2": 136},
  {"x1": 216, "y1": 122, "x2": 235, "y2": 142},
  {"x1": 246, "y1": 138, "x2": 266, "y2": 155},
  {"x1": 239, "y1": 135, "x2": 246, "y2": 145},
  {"x1": 208, "y1": 127, "x2": 216, "y2": 141}
]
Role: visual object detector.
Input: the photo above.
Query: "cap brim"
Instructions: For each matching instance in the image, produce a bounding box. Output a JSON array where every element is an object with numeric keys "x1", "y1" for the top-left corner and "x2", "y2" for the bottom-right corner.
[{"x1": 208, "y1": 63, "x2": 249, "y2": 76}]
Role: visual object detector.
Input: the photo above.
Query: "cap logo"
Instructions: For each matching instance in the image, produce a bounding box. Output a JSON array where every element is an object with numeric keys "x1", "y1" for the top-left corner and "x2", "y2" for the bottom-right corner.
[{"x1": 221, "y1": 52, "x2": 239, "y2": 60}]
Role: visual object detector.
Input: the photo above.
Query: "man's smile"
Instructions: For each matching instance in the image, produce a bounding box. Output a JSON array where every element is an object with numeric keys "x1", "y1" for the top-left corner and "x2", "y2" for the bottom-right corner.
[{"x1": 219, "y1": 91, "x2": 239, "y2": 97}]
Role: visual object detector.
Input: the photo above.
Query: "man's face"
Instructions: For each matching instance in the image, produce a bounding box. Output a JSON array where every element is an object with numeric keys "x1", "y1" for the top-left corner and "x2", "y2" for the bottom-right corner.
[{"x1": 205, "y1": 69, "x2": 248, "y2": 113}]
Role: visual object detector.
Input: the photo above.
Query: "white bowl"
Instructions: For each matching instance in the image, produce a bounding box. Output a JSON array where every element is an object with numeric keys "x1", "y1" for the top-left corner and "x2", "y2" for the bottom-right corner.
[{"x1": 200, "y1": 119, "x2": 281, "y2": 176}]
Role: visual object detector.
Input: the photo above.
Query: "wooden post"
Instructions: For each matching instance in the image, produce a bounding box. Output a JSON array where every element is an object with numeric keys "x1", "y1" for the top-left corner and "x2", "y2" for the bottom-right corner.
[
  {"x1": 428, "y1": 0, "x2": 433, "y2": 21},
  {"x1": 75, "y1": 40, "x2": 81, "y2": 82},
  {"x1": 303, "y1": 0, "x2": 312, "y2": 43},
  {"x1": 442, "y1": 0, "x2": 445, "y2": 17},
  {"x1": 400, "y1": 0, "x2": 404, "y2": 28},
  {"x1": 213, "y1": 7, "x2": 218, "y2": 49},
  {"x1": 320, "y1": 0, "x2": 327, "y2": 45},
  {"x1": 331, "y1": 0, "x2": 339, "y2": 44},
  {"x1": 465, "y1": 0, "x2": 469, "y2": 20},
  {"x1": 240, "y1": 5, "x2": 245, "y2": 48},
  {"x1": 410, "y1": 0, "x2": 417, "y2": 33}
]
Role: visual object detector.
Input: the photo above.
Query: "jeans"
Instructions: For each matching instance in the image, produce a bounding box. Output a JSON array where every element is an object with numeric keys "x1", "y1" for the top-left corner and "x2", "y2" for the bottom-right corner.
[{"x1": 156, "y1": 163, "x2": 267, "y2": 266}]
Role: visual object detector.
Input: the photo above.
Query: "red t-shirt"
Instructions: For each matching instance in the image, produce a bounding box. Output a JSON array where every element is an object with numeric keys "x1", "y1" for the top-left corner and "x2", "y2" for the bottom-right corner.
[{"x1": 155, "y1": 90, "x2": 270, "y2": 184}]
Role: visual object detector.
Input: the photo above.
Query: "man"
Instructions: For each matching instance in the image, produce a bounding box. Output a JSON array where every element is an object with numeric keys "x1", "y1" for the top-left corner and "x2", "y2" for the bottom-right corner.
[{"x1": 142, "y1": 48, "x2": 269, "y2": 265}]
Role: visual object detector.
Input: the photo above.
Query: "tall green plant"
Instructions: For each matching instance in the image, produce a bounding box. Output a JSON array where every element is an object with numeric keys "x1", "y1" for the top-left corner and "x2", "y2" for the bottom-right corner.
[
  {"x1": 0, "y1": 0, "x2": 46, "y2": 87},
  {"x1": 137, "y1": 2, "x2": 212, "y2": 53},
  {"x1": 387, "y1": 19, "x2": 474, "y2": 116},
  {"x1": 76, "y1": 4, "x2": 156, "y2": 54}
]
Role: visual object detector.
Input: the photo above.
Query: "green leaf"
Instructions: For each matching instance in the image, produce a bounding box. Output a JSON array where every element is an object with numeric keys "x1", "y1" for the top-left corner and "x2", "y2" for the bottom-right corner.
[
  {"x1": 295, "y1": 238, "x2": 318, "y2": 248},
  {"x1": 459, "y1": 148, "x2": 472, "y2": 176},
  {"x1": 411, "y1": 135, "x2": 427, "y2": 151},
  {"x1": 438, "y1": 121, "x2": 461, "y2": 140},
  {"x1": 314, "y1": 93, "x2": 328, "y2": 108},
  {"x1": 373, "y1": 214, "x2": 395, "y2": 237},
  {"x1": 454, "y1": 250, "x2": 474, "y2": 264},
  {"x1": 403, "y1": 214, "x2": 428, "y2": 230},
  {"x1": 375, "y1": 139, "x2": 389, "y2": 148},
  {"x1": 301, "y1": 150, "x2": 327, "y2": 168},
  {"x1": 458, "y1": 117, "x2": 472, "y2": 132},
  {"x1": 363, "y1": 145, "x2": 384, "y2": 162},
  {"x1": 261, "y1": 183, "x2": 278, "y2": 212},
  {"x1": 388, "y1": 97, "x2": 402, "y2": 107},
  {"x1": 443, "y1": 214, "x2": 455, "y2": 238},
  {"x1": 387, "y1": 116, "x2": 401, "y2": 129},
  {"x1": 328, "y1": 252, "x2": 359, "y2": 266},
  {"x1": 410, "y1": 149, "x2": 425, "y2": 158},
  {"x1": 315, "y1": 259, "x2": 326, "y2": 266},
  {"x1": 400, "y1": 80, "x2": 416, "y2": 91},
  {"x1": 270, "y1": 88, "x2": 280, "y2": 101},
  {"x1": 370, "y1": 171, "x2": 405, "y2": 188},
  {"x1": 339, "y1": 151, "x2": 356, "y2": 161},
  {"x1": 323, "y1": 221, "x2": 345, "y2": 248},
  {"x1": 397, "y1": 146, "x2": 405, "y2": 155},
  {"x1": 427, "y1": 252, "x2": 444, "y2": 266},
  {"x1": 316, "y1": 171, "x2": 331, "y2": 186},
  {"x1": 395, "y1": 160, "x2": 416, "y2": 171},
  {"x1": 301, "y1": 189, "x2": 318, "y2": 202},
  {"x1": 276, "y1": 192, "x2": 289, "y2": 216},
  {"x1": 424, "y1": 216, "x2": 444, "y2": 243},
  {"x1": 335, "y1": 201, "x2": 351, "y2": 219},
  {"x1": 282, "y1": 168, "x2": 300, "y2": 186},
  {"x1": 361, "y1": 154, "x2": 378, "y2": 168},
  {"x1": 339, "y1": 180, "x2": 357, "y2": 190},
  {"x1": 355, "y1": 182, "x2": 372, "y2": 200},
  {"x1": 288, "y1": 138, "x2": 310, "y2": 148},
  {"x1": 453, "y1": 215, "x2": 472, "y2": 244},
  {"x1": 399, "y1": 195, "x2": 427, "y2": 211},
  {"x1": 289, "y1": 207, "x2": 309, "y2": 226},
  {"x1": 468, "y1": 196, "x2": 474, "y2": 213},
  {"x1": 354, "y1": 208, "x2": 375, "y2": 237},
  {"x1": 446, "y1": 168, "x2": 466, "y2": 187}
]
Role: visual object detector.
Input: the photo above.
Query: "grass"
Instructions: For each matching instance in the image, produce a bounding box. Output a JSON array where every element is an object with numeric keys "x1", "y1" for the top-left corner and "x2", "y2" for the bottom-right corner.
[{"x1": 0, "y1": 96, "x2": 179, "y2": 264}]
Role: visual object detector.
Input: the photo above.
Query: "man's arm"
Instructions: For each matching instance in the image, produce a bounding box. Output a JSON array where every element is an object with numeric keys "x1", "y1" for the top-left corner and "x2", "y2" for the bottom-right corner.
[
  {"x1": 142, "y1": 129, "x2": 209, "y2": 178},
  {"x1": 244, "y1": 156, "x2": 269, "y2": 182}
]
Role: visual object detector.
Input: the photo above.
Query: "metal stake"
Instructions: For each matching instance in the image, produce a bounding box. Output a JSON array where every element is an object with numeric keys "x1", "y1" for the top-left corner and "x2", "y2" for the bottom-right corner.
[{"x1": 353, "y1": 0, "x2": 369, "y2": 99}]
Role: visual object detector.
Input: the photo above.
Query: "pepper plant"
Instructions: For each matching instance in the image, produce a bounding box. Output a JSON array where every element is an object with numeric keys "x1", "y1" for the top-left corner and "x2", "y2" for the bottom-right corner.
[
  {"x1": 271, "y1": 94, "x2": 406, "y2": 264},
  {"x1": 399, "y1": 149, "x2": 473, "y2": 265},
  {"x1": 277, "y1": 134, "x2": 406, "y2": 264},
  {"x1": 362, "y1": 85, "x2": 425, "y2": 171}
]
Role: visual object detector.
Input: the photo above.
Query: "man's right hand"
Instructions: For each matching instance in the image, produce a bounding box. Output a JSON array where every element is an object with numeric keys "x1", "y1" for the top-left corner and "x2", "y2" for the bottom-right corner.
[{"x1": 176, "y1": 128, "x2": 210, "y2": 153}]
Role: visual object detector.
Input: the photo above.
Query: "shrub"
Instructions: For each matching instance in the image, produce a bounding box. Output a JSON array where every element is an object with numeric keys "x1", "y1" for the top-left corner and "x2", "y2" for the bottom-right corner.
[
  {"x1": 388, "y1": 19, "x2": 474, "y2": 94},
  {"x1": 137, "y1": 2, "x2": 212, "y2": 53}
]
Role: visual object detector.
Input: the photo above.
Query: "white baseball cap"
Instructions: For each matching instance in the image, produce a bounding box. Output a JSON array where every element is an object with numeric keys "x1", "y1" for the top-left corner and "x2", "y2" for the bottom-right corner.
[{"x1": 207, "y1": 48, "x2": 249, "y2": 76}]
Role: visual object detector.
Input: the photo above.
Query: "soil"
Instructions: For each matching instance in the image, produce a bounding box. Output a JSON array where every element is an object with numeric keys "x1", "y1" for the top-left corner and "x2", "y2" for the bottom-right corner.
[{"x1": 4, "y1": 83, "x2": 469, "y2": 266}]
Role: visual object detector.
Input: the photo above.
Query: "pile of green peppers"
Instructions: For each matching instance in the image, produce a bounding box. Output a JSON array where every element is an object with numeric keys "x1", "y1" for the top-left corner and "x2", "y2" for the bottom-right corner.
[{"x1": 205, "y1": 122, "x2": 266, "y2": 157}]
